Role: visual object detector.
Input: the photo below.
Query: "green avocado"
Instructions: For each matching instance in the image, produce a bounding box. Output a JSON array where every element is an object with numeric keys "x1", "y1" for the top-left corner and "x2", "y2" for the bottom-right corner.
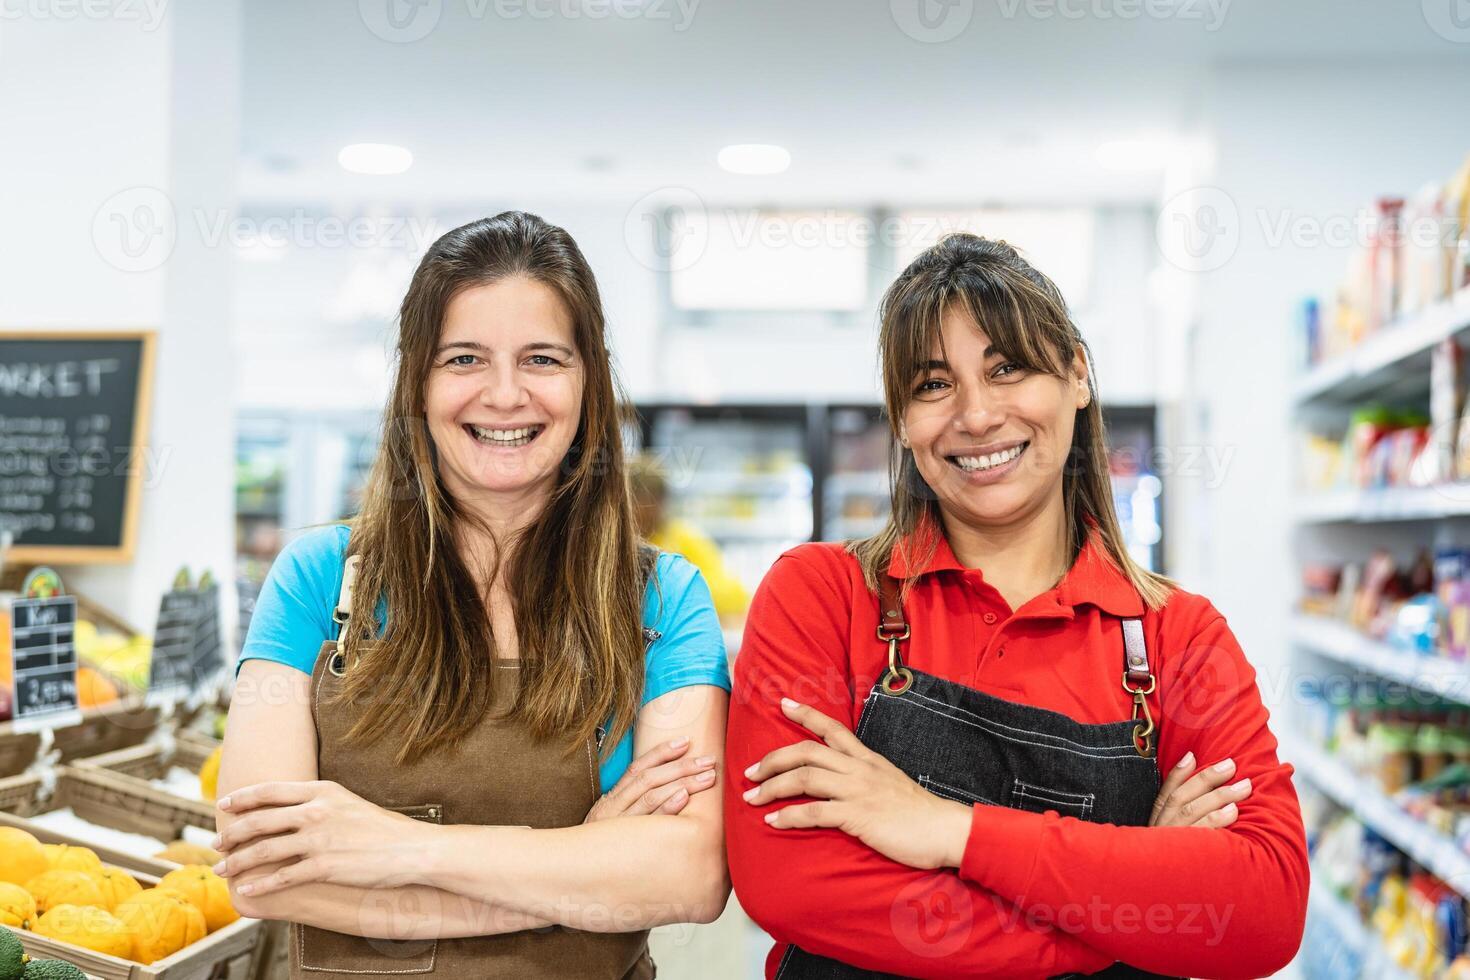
[
  {"x1": 0, "y1": 927, "x2": 28, "y2": 980},
  {"x1": 21, "y1": 961, "x2": 87, "y2": 980}
]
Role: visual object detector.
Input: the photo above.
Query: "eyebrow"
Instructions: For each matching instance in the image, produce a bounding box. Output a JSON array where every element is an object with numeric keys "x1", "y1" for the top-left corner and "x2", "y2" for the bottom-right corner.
[
  {"x1": 919, "y1": 347, "x2": 998, "y2": 372},
  {"x1": 434, "y1": 341, "x2": 575, "y2": 358}
]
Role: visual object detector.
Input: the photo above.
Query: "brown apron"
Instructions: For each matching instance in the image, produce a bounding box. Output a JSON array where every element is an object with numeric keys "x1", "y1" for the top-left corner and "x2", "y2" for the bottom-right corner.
[{"x1": 288, "y1": 554, "x2": 656, "y2": 979}]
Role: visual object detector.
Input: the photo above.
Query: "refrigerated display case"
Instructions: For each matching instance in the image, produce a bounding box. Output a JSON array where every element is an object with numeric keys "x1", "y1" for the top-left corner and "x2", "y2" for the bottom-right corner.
[{"x1": 630, "y1": 404, "x2": 817, "y2": 599}]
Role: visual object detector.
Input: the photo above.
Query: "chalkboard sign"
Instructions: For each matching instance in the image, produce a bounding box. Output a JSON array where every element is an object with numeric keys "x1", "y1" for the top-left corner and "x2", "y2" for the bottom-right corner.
[
  {"x1": 9, "y1": 595, "x2": 79, "y2": 725},
  {"x1": 148, "y1": 584, "x2": 223, "y2": 694},
  {"x1": 0, "y1": 332, "x2": 155, "y2": 564}
]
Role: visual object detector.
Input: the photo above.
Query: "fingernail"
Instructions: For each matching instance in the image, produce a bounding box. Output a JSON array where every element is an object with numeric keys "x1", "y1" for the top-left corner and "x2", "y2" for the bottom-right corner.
[
  {"x1": 694, "y1": 755, "x2": 715, "y2": 766},
  {"x1": 1221, "y1": 802, "x2": 1237, "y2": 816},
  {"x1": 742, "y1": 786, "x2": 758, "y2": 801},
  {"x1": 1213, "y1": 758, "x2": 1235, "y2": 772},
  {"x1": 671, "y1": 788, "x2": 688, "y2": 801},
  {"x1": 216, "y1": 796, "x2": 231, "y2": 811},
  {"x1": 744, "y1": 763, "x2": 759, "y2": 779},
  {"x1": 237, "y1": 883, "x2": 254, "y2": 896},
  {"x1": 1235, "y1": 778, "x2": 1252, "y2": 793},
  {"x1": 1175, "y1": 752, "x2": 1194, "y2": 770},
  {"x1": 696, "y1": 770, "x2": 716, "y2": 783},
  {"x1": 212, "y1": 861, "x2": 226, "y2": 876},
  {"x1": 211, "y1": 836, "x2": 222, "y2": 849},
  {"x1": 670, "y1": 736, "x2": 690, "y2": 748},
  {"x1": 763, "y1": 812, "x2": 778, "y2": 824},
  {"x1": 780, "y1": 697, "x2": 799, "y2": 710}
]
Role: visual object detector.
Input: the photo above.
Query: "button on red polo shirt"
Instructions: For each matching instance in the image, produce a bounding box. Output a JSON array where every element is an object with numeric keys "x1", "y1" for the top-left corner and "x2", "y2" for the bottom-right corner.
[{"x1": 724, "y1": 525, "x2": 1308, "y2": 979}]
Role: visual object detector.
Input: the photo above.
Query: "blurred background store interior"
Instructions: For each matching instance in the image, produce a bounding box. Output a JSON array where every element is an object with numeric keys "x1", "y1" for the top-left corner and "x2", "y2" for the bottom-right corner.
[{"x1": 4, "y1": 0, "x2": 1470, "y2": 976}]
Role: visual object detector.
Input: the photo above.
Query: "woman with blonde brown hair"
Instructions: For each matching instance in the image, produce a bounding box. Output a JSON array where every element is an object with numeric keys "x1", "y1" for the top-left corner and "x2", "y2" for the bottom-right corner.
[
  {"x1": 213, "y1": 211, "x2": 731, "y2": 978},
  {"x1": 725, "y1": 234, "x2": 1308, "y2": 979}
]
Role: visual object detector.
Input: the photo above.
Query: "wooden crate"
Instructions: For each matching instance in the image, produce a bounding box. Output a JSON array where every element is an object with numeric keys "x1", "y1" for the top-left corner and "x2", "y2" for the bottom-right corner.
[
  {"x1": 0, "y1": 810, "x2": 261, "y2": 979},
  {"x1": 71, "y1": 737, "x2": 287, "y2": 980},
  {"x1": 0, "y1": 727, "x2": 40, "y2": 777},
  {"x1": 0, "y1": 701, "x2": 162, "y2": 778},
  {"x1": 0, "y1": 769, "x2": 42, "y2": 815}
]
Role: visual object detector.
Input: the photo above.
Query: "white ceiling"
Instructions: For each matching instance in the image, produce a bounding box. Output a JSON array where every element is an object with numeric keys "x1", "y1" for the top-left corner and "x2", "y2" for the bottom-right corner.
[{"x1": 240, "y1": 0, "x2": 1467, "y2": 208}]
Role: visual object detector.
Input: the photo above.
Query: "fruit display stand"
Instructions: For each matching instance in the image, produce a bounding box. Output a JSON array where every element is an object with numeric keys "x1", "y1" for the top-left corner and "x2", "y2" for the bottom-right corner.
[
  {"x1": 62, "y1": 738, "x2": 285, "y2": 980},
  {"x1": 0, "y1": 812, "x2": 260, "y2": 979}
]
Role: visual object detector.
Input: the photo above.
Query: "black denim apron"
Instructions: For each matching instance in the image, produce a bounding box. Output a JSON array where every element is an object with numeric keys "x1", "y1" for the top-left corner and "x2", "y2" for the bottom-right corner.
[{"x1": 774, "y1": 576, "x2": 1179, "y2": 980}]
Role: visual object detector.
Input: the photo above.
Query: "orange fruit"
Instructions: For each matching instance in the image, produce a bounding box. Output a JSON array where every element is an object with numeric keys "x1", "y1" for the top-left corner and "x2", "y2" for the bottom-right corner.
[
  {"x1": 158, "y1": 866, "x2": 238, "y2": 932},
  {"x1": 115, "y1": 888, "x2": 206, "y2": 963},
  {"x1": 0, "y1": 828, "x2": 47, "y2": 887},
  {"x1": 24, "y1": 869, "x2": 105, "y2": 913},
  {"x1": 42, "y1": 844, "x2": 103, "y2": 877},
  {"x1": 76, "y1": 667, "x2": 119, "y2": 708},
  {"x1": 93, "y1": 865, "x2": 142, "y2": 911},
  {"x1": 33, "y1": 903, "x2": 132, "y2": 958},
  {"x1": 0, "y1": 880, "x2": 37, "y2": 930}
]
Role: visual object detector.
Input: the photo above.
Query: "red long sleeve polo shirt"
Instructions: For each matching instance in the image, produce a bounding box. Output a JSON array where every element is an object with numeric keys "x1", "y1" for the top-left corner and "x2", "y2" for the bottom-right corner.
[{"x1": 724, "y1": 529, "x2": 1308, "y2": 980}]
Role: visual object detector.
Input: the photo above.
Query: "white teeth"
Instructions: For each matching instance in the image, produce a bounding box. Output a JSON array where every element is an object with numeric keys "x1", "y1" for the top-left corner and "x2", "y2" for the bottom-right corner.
[
  {"x1": 469, "y1": 424, "x2": 542, "y2": 446},
  {"x1": 954, "y1": 443, "x2": 1025, "y2": 472}
]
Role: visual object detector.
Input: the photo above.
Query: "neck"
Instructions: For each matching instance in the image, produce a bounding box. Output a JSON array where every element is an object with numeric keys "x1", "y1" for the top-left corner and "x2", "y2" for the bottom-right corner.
[
  {"x1": 937, "y1": 491, "x2": 1073, "y2": 611},
  {"x1": 452, "y1": 482, "x2": 553, "y2": 594}
]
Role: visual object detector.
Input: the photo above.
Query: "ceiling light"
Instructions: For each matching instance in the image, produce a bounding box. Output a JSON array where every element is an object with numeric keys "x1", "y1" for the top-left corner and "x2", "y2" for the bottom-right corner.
[
  {"x1": 338, "y1": 143, "x2": 413, "y2": 176},
  {"x1": 717, "y1": 144, "x2": 791, "y2": 175}
]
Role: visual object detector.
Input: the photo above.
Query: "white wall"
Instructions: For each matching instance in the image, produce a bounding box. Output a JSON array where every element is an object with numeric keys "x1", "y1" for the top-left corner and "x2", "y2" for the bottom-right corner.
[{"x1": 0, "y1": 3, "x2": 239, "y2": 634}]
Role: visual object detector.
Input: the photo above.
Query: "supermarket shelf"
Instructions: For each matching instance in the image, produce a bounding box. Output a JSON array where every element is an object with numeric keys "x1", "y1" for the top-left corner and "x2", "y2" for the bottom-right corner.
[
  {"x1": 1290, "y1": 615, "x2": 1470, "y2": 705},
  {"x1": 1284, "y1": 735, "x2": 1470, "y2": 898},
  {"x1": 1305, "y1": 879, "x2": 1415, "y2": 980},
  {"x1": 1293, "y1": 484, "x2": 1470, "y2": 523},
  {"x1": 1294, "y1": 287, "x2": 1470, "y2": 405}
]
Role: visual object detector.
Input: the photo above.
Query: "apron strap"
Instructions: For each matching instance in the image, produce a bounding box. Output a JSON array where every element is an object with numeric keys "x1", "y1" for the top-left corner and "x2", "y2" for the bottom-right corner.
[
  {"x1": 1121, "y1": 619, "x2": 1150, "y2": 685},
  {"x1": 875, "y1": 575, "x2": 913, "y2": 695},
  {"x1": 1120, "y1": 618, "x2": 1157, "y2": 757},
  {"x1": 332, "y1": 554, "x2": 362, "y2": 639}
]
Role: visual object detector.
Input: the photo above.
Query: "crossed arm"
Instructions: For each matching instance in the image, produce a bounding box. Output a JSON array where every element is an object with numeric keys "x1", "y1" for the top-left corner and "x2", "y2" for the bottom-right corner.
[{"x1": 216, "y1": 659, "x2": 730, "y2": 938}]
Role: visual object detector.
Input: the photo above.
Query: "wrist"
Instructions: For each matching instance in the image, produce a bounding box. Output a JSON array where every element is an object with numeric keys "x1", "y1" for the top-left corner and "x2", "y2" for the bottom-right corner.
[
  {"x1": 416, "y1": 823, "x2": 523, "y2": 899},
  {"x1": 939, "y1": 799, "x2": 974, "y2": 869}
]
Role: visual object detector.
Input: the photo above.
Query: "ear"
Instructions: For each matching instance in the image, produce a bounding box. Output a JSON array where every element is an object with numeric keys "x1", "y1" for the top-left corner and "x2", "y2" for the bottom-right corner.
[
  {"x1": 1070, "y1": 349, "x2": 1091, "y2": 409},
  {"x1": 897, "y1": 422, "x2": 910, "y2": 448}
]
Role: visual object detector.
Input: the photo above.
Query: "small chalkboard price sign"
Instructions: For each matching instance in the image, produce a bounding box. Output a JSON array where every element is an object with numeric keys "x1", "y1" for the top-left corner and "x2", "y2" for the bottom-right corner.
[
  {"x1": 8, "y1": 594, "x2": 80, "y2": 730},
  {"x1": 148, "y1": 577, "x2": 224, "y2": 697}
]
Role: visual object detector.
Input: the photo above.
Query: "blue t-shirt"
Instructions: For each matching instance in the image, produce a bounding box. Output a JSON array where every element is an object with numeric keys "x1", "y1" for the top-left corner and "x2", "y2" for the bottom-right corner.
[{"x1": 237, "y1": 525, "x2": 730, "y2": 793}]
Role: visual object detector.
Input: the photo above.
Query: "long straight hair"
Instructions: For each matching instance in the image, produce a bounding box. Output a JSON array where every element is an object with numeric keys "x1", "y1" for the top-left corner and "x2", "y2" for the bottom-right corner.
[
  {"x1": 850, "y1": 233, "x2": 1174, "y2": 609},
  {"x1": 338, "y1": 211, "x2": 653, "y2": 764}
]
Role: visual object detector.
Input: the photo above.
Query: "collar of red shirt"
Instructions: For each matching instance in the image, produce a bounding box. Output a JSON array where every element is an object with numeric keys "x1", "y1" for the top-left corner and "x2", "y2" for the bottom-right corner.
[{"x1": 885, "y1": 516, "x2": 1145, "y2": 619}]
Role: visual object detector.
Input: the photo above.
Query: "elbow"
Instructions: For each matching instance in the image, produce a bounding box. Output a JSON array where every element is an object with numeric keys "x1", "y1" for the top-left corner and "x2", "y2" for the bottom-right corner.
[{"x1": 686, "y1": 869, "x2": 731, "y2": 925}]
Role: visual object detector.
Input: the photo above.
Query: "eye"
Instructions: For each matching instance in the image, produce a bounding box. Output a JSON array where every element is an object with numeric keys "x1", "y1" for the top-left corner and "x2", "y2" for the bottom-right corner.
[
  {"x1": 445, "y1": 353, "x2": 478, "y2": 367},
  {"x1": 913, "y1": 377, "x2": 950, "y2": 396},
  {"x1": 525, "y1": 354, "x2": 561, "y2": 367},
  {"x1": 993, "y1": 361, "x2": 1025, "y2": 380}
]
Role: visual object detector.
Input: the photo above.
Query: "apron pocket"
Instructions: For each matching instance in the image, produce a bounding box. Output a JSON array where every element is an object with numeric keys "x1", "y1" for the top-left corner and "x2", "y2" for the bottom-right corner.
[
  {"x1": 1009, "y1": 778, "x2": 1095, "y2": 820},
  {"x1": 297, "y1": 803, "x2": 445, "y2": 975},
  {"x1": 918, "y1": 774, "x2": 996, "y2": 806}
]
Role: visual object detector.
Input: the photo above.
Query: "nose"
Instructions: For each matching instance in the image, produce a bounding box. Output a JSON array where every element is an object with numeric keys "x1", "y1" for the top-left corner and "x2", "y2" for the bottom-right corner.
[
  {"x1": 478, "y1": 360, "x2": 528, "y2": 413},
  {"x1": 951, "y1": 382, "x2": 1004, "y2": 437}
]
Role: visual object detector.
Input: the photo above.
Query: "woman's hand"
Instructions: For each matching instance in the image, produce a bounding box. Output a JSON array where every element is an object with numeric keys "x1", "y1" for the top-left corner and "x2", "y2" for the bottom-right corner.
[
  {"x1": 742, "y1": 699, "x2": 970, "y2": 870},
  {"x1": 585, "y1": 736, "x2": 718, "y2": 823},
  {"x1": 1150, "y1": 752, "x2": 1252, "y2": 827},
  {"x1": 211, "y1": 780, "x2": 429, "y2": 896}
]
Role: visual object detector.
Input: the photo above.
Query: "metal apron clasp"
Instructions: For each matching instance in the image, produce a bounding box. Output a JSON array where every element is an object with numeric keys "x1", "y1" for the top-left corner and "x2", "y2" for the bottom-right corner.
[
  {"x1": 877, "y1": 623, "x2": 913, "y2": 695},
  {"x1": 1122, "y1": 672, "x2": 1156, "y2": 757}
]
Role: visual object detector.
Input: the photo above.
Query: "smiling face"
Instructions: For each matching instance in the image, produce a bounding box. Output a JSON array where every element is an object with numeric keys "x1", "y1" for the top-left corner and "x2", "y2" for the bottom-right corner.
[
  {"x1": 903, "y1": 301, "x2": 1090, "y2": 529},
  {"x1": 423, "y1": 276, "x2": 584, "y2": 515}
]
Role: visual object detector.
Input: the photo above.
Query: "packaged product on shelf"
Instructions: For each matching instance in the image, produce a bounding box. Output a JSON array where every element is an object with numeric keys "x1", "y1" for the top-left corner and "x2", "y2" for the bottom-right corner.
[
  {"x1": 1369, "y1": 197, "x2": 1407, "y2": 330},
  {"x1": 1415, "y1": 338, "x2": 1467, "y2": 487},
  {"x1": 1444, "y1": 580, "x2": 1470, "y2": 659},
  {"x1": 1404, "y1": 180, "x2": 1451, "y2": 317},
  {"x1": 1450, "y1": 154, "x2": 1470, "y2": 294},
  {"x1": 1351, "y1": 550, "x2": 1399, "y2": 632}
]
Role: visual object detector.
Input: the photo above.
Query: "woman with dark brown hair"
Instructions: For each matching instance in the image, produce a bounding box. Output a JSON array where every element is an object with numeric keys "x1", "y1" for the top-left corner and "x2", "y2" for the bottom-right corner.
[
  {"x1": 214, "y1": 211, "x2": 731, "y2": 978},
  {"x1": 725, "y1": 234, "x2": 1308, "y2": 979}
]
